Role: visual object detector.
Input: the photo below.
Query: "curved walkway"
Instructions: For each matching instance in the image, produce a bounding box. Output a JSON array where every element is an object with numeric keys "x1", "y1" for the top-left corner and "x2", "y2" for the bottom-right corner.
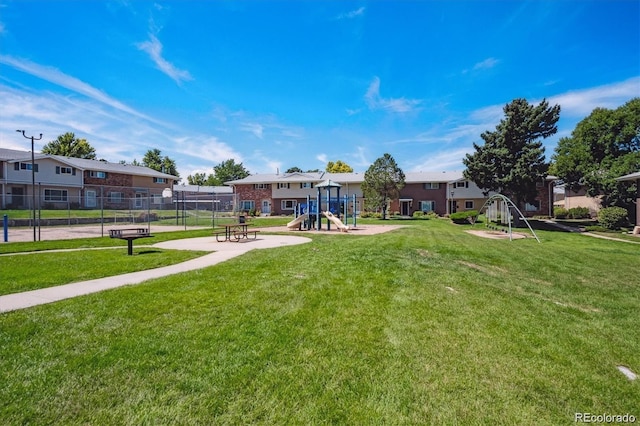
[{"x1": 0, "y1": 235, "x2": 311, "y2": 313}]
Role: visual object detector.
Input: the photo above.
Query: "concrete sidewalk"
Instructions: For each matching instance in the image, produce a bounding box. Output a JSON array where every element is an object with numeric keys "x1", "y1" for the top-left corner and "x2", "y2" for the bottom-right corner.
[{"x1": 0, "y1": 235, "x2": 311, "y2": 313}]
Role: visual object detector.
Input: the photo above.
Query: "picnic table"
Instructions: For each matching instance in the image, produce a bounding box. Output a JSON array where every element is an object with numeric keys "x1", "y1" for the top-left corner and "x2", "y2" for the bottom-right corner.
[
  {"x1": 109, "y1": 228, "x2": 153, "y2": 255},
  {"x1": 214, "y1": 223, "x2": 260, "y2": 242}
]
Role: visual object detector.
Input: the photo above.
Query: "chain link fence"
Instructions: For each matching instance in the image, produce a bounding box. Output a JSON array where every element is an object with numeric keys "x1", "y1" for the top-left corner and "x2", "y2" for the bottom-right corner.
[{"x1": 2, "y1": 191, "x2": 240, "y2": 229}]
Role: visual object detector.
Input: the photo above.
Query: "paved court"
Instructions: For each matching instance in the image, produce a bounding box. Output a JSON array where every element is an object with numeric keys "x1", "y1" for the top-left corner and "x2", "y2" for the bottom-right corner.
[{"x1": 2, "y1": 224, "x2": 210, "y2": 243}]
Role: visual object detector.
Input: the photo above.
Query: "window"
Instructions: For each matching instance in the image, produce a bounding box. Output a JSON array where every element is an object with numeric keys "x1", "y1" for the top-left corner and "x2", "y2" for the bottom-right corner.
[
  {"x1": 16, "y1": 162, "x2": 39, "y2": 172},
  {"x1": 90, "y1": 171, "x2": 107, "y2": 178},
  {"x1": 240, "y1": 200, "x2": 255, "y2": 211},
  {"x1": 423, "y1": 182, "x2": 440, "y2": 190},
  {"x1": 419, "y1": 200, "x2": 436, "y2": 212},
  {"x1": 44, "y1": 189, "x2": 68, "y2": 202},
  {"x1": 153, "y1": 177, "x2": 167, "y2": 183},
  {"x1": 152, "y1": 194, "x2": 163, "y2": 205},
  {"x1": 300, "y1": 182, "x2": 314, "y2": 189},
  {"x1": 253, "y1": 184, "x2": 270, "y2": 189},
  {"x1": 455, "y1": 181, "x2": 469, "y2": 188},
  {"x1": 277, "y1": 182, "x2": 290, "y2": 189},
  {"x1": 109, "y1": 192, "x2": 124, "y2": 203},
  {"x1": 525, "y1": 201, "x2": 540, "y2": 212},
  {"x1": 55, "y1": 166, "x2": 75, "y2": 175},
  {"x1": 465, "y1": 200, "x2": 474, "y2": 209},
  {"x1": 281, "y1": 200, "x2": 297, "y2": 210}
]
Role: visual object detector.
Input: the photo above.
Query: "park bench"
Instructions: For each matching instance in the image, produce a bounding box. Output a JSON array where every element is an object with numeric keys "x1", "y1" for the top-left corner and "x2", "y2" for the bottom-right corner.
[{"x1": 109, "y1": 228, "x2": 153, "y2": 255}]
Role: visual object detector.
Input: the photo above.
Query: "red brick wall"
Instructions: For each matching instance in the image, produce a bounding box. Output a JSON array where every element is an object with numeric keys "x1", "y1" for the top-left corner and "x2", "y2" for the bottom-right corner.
[
  {"x1": 84, "y1": 171, "x2": 133, "y2": 187},
  {"x1": 396, "y1": 183, "x2": 448, "y2": 215},
  {"x1": 235, "y1": 184, "x2": 272, "y2": 212}
]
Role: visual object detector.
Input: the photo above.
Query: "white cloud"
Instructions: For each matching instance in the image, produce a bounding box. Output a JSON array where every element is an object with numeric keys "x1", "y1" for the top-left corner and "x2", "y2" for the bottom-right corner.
[
  {"x1": 177, "y1": 136, "x2": 241, "y2": 165},
  {"x1": 365, "y1": 76, "x2": 422, "y2": 113},
  {"x1": 547, "y1": 76, "x2": 640, "y2": 117},
  {"x1": 0, "y1": 55, "x2": 156, "y2": 122},
  {"x1": 136, "y1": 33, "x2": 193, "y2": 84},
  {"x1": 336, "y1": 7, "x2": 365, "y2": 20},
  {"x1": 409, "y1": 148, "x2": 470, "y2": 172},
  {"x1": 473, "y1": 57, "x2": 499, "y2": 71},
  {"x1": 351, "y1": 146, "x2": 370, "y2": 169},
  {"x1": 316, "y1": 153, "x2": 328, "y2": 163},
  {"x1": 240, "y1": 122, "x2": 264, "y2": 139}
]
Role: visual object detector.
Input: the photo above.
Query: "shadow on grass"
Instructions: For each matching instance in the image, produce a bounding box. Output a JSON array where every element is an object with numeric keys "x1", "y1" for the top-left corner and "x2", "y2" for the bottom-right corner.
[{"x1": 135, "y1": 249, "x2": 163, "y2": 255}]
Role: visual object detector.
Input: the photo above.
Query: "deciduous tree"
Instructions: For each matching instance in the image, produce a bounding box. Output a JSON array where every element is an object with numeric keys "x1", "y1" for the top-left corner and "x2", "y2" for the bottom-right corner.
[
  {"x1": 142, "y1": 149, "x2": 180, "y2": 177},
  {"x1": 42, "y1": 132, "x2": 97, "y2": 159},
  {"x1": 362, "y1": 153, "x2": 405, "y2": 219},
  {"x1": 463, "y1": 98, "x2": 560, "y2": 206},
  {"x1": 326, "y1": 160, "x2": 354, "y2": 173},
  {"x1": 551, "y1": 98, "x2": 640, "y2": 212},
  {"x1": 187, "y1": 172, "x2": 209, "y2": 186},
  {"x1": 210, "y1": 159, "x2": 250, "y2": 185}
]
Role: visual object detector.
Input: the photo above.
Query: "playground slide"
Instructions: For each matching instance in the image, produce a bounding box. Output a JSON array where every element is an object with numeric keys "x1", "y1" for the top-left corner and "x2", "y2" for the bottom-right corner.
[
  {"x1": 322, "y1": 211, "x2": 349, "y2": 232},
  {"x1": 287, "y1": 213, "x2": 309, "y2": 229}
]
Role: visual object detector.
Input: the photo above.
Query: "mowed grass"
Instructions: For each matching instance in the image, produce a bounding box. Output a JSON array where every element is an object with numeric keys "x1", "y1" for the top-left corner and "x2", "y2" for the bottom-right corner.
[
  {"x1": 0, "y1": 247, "x2": 209, "y2": 295},
  {"x1": 0, "y1": 219, "x2": 638, "y2": 424}
]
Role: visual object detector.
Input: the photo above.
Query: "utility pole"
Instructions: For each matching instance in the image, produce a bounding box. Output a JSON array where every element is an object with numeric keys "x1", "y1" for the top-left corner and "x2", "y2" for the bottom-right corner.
[{"x1": 16, "y1": 130, "x2": 43, "y2": 242}]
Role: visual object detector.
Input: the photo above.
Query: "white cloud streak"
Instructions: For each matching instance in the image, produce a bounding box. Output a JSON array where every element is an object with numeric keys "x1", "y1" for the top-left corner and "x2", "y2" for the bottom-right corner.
[
  {"x1": 547, "y1": 76, "x2": 640, "y2": 117},
  {"x1": 365, "y1": 76, "x2": 422, "y2": 113},
  {"x1": 136, "y1": 33, "x2": 193, "y2": 84},
  {"x1": 336, "y1": 7, "x2": 365, "y2": 20},
  {"x1": 473, "y1": 57, "x2": 499, "y2": 71},
  {"x1": 0, "y1": 55, "x2": 154, "y2": 122},
  {"x1": 240, "y1": 122, "x2": 264, "y2": 139}
]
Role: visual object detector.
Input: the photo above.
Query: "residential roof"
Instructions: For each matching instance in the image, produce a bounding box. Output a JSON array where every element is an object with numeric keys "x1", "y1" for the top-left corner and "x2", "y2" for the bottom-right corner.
[
  {"x1": 0, "y1": 148, "x2": 176, "y2": 180},
  {"x1": 225, "y1": 170, "x2": 465, "y2": 186},
  {"x1": 172, "y1": 184, "x2": 233, "y2": 194},
  {"x1": 405, "y1": 171, "x2": 464, "y2": 183}
]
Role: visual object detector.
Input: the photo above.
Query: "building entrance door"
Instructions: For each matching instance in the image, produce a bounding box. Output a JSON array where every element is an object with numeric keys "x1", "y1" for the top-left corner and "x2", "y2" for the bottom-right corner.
[{"x1": 261, "y1": 200, "x2": 271, "y2": 215}]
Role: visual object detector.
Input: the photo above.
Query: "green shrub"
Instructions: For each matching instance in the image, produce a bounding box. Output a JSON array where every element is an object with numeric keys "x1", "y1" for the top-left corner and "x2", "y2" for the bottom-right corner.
[
  {"x1": 412, "y1": 211, "x2": 425, "y2": 219},
  {"x1": 450, "y1": 210, "x2": 479, "y2": 224},
  {"x1": 554, "y1": 207, "x2": 569, "y2": 219},
  {"x1": 568, "y1": 206, "x2": 591, "y2": 219},
  {"x1": 598, "y1": 206, "x2": 629, "y2": 230},
  {"x1": 425, "y1": 211, "x2": 439, "y2": 219}
]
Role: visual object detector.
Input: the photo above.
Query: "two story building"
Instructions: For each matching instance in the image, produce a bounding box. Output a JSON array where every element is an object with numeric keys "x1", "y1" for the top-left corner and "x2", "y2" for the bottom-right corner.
[
  {"x1": 226, "y1": 170, "x2": 552, "y2": 217},
  {"x1": 0, "y1": 148, "x2": 178, "y2": 210}
]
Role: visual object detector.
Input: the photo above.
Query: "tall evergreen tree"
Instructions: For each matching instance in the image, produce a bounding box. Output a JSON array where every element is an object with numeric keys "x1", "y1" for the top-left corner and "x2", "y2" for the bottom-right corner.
[
  {"x1": 362, "y1": 153, "x2": 405, "y2": 219},
  {"x1": 463, "y1": 98, "x2": 560, "y2": 206}
]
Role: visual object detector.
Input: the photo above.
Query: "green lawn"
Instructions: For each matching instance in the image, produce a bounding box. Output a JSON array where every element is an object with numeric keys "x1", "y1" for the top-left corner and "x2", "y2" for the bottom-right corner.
[
  {"x1": 0, "y1": 247, "x2": 209, "y2": 296},
  {"x1": 0, "y1": 219, "x2": 638, "y2": 424}
]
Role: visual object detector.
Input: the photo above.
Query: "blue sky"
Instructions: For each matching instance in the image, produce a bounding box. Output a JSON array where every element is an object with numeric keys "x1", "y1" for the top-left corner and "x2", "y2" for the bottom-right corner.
[{"x1": 1, "y1": 0, "x2": 638, "y2": 180}]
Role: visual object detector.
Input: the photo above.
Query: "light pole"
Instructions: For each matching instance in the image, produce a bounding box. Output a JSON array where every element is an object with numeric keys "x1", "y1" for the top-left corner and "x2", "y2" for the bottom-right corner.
[{"x1": 16, "y1": 130, "x2": 42, "y2": 242}]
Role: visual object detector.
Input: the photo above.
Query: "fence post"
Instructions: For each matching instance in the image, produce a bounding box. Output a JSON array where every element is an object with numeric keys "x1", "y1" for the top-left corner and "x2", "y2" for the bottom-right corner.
[{"x1": 3, "y1": 214, "x2": 7, "y2": 242}]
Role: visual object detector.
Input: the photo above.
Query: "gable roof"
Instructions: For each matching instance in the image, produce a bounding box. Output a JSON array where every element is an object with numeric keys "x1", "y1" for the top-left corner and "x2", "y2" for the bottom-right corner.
[
  {"x1": 0, "y1": 148, "x2": 176, "y2": 180},
  {"x1": 225, "y1": 170, "x2": 468, "y2": 186}
]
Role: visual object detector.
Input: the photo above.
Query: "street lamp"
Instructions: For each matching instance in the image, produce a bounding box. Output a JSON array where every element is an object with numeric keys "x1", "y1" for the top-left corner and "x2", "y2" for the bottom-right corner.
[{"x1": 16, "y1": 130, "x2": 42, "y2": 242}]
